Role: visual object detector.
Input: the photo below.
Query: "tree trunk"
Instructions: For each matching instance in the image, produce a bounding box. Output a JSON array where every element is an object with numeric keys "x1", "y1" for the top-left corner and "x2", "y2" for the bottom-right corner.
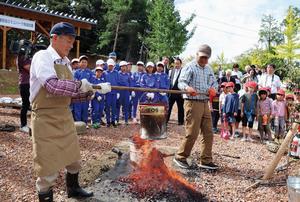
[{"x1": 113, "y1": 15, "x2": 121, "y2": 52}]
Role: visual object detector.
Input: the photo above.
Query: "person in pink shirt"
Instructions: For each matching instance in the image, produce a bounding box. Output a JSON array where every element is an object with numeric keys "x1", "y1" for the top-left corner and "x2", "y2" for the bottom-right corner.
[
  {"x1": 256, "y1": 88, "x2": 272, "y2": 142},
  {"x1": 271, "y1": 89, "x2": 287, "y2": 140}
]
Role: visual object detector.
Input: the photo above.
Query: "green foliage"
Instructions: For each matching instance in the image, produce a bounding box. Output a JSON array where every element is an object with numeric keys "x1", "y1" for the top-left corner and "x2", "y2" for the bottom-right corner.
[
  {"x1": 259, "y1": 14, "x2": 284, "y2": 53},
  {"x1": 144, "y1": 0, "x2": 195, "y2": 60}
]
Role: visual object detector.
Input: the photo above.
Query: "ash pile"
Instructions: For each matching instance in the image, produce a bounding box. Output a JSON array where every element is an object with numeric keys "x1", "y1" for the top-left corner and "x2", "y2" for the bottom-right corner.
[{"x1": 80, "y1": 136, "x2": 206, "y2": 202}]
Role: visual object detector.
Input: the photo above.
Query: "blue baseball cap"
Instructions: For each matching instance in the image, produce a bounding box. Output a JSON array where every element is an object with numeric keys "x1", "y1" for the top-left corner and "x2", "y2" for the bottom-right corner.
[
  {"x1": 108, "y1": 51, "x2": 117, "y2": 58},
  {"x1": 50, "y1": 22, "x2": 79, "y2": 39}
]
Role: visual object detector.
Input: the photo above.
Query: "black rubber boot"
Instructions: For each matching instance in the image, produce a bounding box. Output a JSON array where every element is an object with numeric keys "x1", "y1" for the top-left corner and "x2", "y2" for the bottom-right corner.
[
  {"x1": 66, "y1": 172, "x2": 93, "y2": 198},
  {"x1": 38, "y1": 189, "x2": 53, "y2": 202}
]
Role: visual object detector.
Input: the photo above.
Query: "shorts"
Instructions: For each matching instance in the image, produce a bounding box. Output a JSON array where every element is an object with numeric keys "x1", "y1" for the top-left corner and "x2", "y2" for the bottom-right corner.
[
  {"x1": 235, "y1": 110, "x2": 242, "y2": 123},
  {"x1": 242, "y1": 114, "x2": 255, "y2": 128},
  {"x1": 226, "y1": 113, "x2": 236, "y2": 124}
]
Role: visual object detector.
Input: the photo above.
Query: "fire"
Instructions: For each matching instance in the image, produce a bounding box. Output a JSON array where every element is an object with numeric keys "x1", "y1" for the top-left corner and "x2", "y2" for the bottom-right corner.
[{"x1": 120, "y1": 134, "x2": 203, "y2": 200}]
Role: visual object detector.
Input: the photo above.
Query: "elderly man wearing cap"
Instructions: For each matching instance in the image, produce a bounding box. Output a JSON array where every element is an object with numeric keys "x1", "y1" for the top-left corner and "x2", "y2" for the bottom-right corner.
[
  {"x1": 131, "y1": 61, "x2": 146, "y2": 123},
  {"x1": 30, "y1": 22, "x2": 111, "y2": 201},
  {"x1": 103, "y1": 58, "x2": 119, "y2": 127},
  {"x1": 73, "y1": 55, "x2": 93, "y2": 126},
  {"x1": 173, "y1": 44, "x2": 219, "y2": 170},
  {"x1": 90, "y1": 65, "x2": 106, "y2": 129}
]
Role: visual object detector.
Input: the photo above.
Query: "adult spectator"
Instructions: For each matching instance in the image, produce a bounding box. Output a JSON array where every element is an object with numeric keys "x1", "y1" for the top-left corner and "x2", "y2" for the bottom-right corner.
[
  {"x1": 17, "y1": 50, "x2": 31, "y2": 133},
  {"x1": 221, "y1": 69, "x2": 236, "y2": 84},
  {"x1": 167, "y1": 57, "x2": 184, "y2": 125},
  {"x1": 30, "y1": 22, "x2": 110, "y2": 201},
  {"x1": 173, "y1": 44, "x2": 218, "y2": 170},
  {"x1": 162, "y1": 56, "x2": 170, "y2": 75},
  {"x1": 241, "y1": 67, "x2": 259, "y2": 84},
  {"x1": 258, "y1": 64, "x2": 282, "y2": 100},
  {"x1": 231, "y1": 63, "x2": 243, "y2": 79}
]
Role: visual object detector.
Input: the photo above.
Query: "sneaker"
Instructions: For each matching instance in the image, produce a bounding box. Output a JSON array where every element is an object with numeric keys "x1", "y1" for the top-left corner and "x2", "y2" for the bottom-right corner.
[
  {"x1": 92, "y1": 123, "x2": 100, "y2": 129},
  {"x1": 132, "y1": 118, "x2": 138, "y2": 124},
  {"x1": 86, "y1": 125, "x2": 90, "y2": 129},
  {"x1": 107, "y1": 122, "x2": 111, "y2": 128},
  {"x1": 20, "y1": 126, "x2": 30, "y2": 133},
  {"x1": 234, "y1": 131, "x2": 240, "y2": 138},
  {"x1": 198, "y1": 162, "x2": 219, "y2": 170},
  {"x1": 247, "y1": 137, "x2": 255, "y2": 142},
  {"x1": 112, "y1": 122, "x2": 117, "y2": 128},
  {"x1": 173, "y1": 158, "x2": 190, "y2": 169},
  {"x1": 241, "y1": 137, "x2": 247, "y2": 142}
]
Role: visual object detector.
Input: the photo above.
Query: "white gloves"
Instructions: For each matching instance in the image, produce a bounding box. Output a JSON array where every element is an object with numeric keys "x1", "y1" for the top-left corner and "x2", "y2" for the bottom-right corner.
[
  {"x1": 146, "y1": 93, "x2": 155, "y2": 100},
  {"x1": 160, "y1": 92, "x2": 166, "y2": 96},
  {"x1": 117, "y1": 93, "x2": 120, "y2": 99},
  {"x1": 129, "y1": 96, "x2": 132, "y2": 101},
  {"x1": 97, "y1": 96, "x2": 102, "y2": 102},
  {"x1": 80, "y1": 79, "x2": 93, "y2": 93},
  {"x1": 90, "y1": 94, "x2": 95, "y2": 100},
  {"x1": 95, "y1": 82, "x2": 111, "y2": 94},
  {"x1": 131, "y1": 91, "x2": 136, "y2": 97}
]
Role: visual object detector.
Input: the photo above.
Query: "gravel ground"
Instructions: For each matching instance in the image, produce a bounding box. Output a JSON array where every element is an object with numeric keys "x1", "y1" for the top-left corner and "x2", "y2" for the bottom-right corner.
[{"x1": 0, "y1": 106, "x2": 299, "y2": 202}]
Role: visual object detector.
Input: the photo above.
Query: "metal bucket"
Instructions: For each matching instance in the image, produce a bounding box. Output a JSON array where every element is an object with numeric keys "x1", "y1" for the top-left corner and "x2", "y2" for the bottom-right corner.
[
  {"x1": 139, "y1": 103, "x2": 167, "y2": 140},
  {"x1": 288, "y1": 176, "x2": 300, "y2": 202}
]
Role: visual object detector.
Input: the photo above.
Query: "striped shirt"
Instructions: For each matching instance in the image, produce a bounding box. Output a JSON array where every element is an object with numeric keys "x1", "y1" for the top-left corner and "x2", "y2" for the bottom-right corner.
[
  {"x1": 257, "y1": 97, "x2": 272, "y2": 115},
  {"x1": 178, "y1": 60, "x2": 217, "y2": 100}
]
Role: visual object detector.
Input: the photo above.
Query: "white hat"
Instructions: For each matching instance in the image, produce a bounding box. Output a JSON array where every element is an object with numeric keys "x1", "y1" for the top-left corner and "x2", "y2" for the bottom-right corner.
[
  {"x1": 95, "y1": 66, "x2": 104, "y2": 71},
  {"x1": 71, "y1": 58, "x2": 79, "y2": 64},
  {"x1": 146, "y1": 62, "x2": 154, "y2": 67},
  {"x1": 119, "y1": 61, "x2": 128, "y2": 67},
  {"x1": 156, "y1": 61, "x2": 164, "y2": 67},
  {"x1": 96, "y1": 59, "x2": 105, "y2": 66},
  {"x1": 136, "y1": 61, "x2": 145, "y2": 66},
  {"x1": 107, "y1": 58, "x2": 115, "y2": 66}
]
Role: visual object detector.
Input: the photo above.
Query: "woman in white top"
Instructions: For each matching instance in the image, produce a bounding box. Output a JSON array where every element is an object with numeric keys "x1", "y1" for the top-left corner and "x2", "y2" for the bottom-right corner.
[{"x1": 258, "y1": 64, "x2": 281, "y2": 100}]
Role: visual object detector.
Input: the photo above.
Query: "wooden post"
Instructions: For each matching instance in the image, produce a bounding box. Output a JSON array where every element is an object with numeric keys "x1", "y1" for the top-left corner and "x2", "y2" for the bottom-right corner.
[
  {"x1": 76, "y1": 27, "x2": 80, "y2": 58},
  {"x1": 2, "y1": 26, "x2": 7, "y2": 69}
]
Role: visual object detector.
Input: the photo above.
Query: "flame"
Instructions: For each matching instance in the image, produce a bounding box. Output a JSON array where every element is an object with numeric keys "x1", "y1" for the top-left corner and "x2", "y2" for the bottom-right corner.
[{"x1": 120, "y1": 134, "x2": 201, "y2": 200}]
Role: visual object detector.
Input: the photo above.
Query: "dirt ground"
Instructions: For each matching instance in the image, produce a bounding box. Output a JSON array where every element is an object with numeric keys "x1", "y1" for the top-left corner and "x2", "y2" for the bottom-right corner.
[{"x1": 0, "y1": 104, "x2": 299, "y2": 202}]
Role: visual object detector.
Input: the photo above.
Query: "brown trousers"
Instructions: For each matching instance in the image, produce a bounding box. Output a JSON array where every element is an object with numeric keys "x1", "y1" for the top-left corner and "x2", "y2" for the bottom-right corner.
[{"x1": 176, "y1": 100, "x2": 213, "y2": 164}]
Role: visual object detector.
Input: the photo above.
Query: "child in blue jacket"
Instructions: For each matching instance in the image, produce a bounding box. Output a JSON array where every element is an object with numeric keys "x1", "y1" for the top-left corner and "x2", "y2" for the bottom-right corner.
[
  {"x1": 73, "y1": 55, "x2": 93, "y2": 126},
  {"x1": 90, "y1": 66, "x2": 106, "y2": 129},
  {"x1": 103, "y1": 58, "x2": 119, "y2": 127},
  {"x1": 140, "y1": 62, "x2": 159, "y2": 103},
  {"x1": 116, "y1": 61, "x2": 131, "y2": 125},
  {"x1": 155, "y1": 61, "x2": 170, "y2": 106}
]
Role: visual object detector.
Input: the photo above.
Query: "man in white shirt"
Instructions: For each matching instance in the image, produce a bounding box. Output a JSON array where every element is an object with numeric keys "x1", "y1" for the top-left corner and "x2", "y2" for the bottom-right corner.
[{"x1": 258, "y1": 64, "x2": 281, "y2": 100}]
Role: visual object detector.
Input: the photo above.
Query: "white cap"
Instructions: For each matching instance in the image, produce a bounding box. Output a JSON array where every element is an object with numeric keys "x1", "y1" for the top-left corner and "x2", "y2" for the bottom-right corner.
[
  {"x1": 95, "y1": 66, "x2": 104, "y2": 71},
  {"x1": 119, "y1": 61, "x2": 128, "y2": 67},
  {"x1": 146, "y1": 62, "x2": 154, "y2": 67},
  {"x1": 71, "y1": 58, "x2": 79, "y2": 64},
  {"x1": 156, "y1": 61, "x2": 164, "y2": 67},
  {"x1": 107, "y1": 58, "x2": 115, "y2": 66},
  {"x1": 96, "y1": 59, "x2": 105, "y2": 66},
  {"x1": 136, "y1": 61, "x2": 145, "y2": 66}
]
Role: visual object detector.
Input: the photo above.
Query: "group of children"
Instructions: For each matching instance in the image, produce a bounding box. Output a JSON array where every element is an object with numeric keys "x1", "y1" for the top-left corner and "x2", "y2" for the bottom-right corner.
[
  {"x1": 212, "y1": 80, "x2": 300, "y2": 143},
  {"x1": 71, "y1": 55, "x2": 170, "y2": 129}
]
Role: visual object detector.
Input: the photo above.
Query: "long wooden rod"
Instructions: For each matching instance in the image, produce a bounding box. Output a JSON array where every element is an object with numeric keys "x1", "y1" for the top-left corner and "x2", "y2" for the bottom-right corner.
[{"x1": 92, "y1": 85, "x2": 208, "y2": 95}]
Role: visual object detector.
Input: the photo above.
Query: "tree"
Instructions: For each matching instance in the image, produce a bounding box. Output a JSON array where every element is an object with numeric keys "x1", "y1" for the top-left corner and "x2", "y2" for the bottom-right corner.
[
  {"x1": 98, "y1": 0, "x2": 132, "y2": 52},
  {"x1": 276, "y1": 6, "x2": 300, "y2": 66},
  {"x1": 144, "y1": 0, "x2": 195, "y2": 60},
  {"x1": 259, "y1": 14, "x2": 284, "y2": 53}
]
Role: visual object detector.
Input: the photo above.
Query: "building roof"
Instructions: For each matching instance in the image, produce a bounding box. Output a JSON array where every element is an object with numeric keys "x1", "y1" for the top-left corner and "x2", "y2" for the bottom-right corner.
[{"x1": 0, "y1": 0, "x2": 97, "y2": 26}]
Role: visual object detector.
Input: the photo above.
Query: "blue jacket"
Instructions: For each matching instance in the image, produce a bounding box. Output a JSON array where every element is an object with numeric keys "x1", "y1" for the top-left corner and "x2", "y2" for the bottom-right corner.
[
  {"x1": 118, "y1": 71, "x2": 131, "y2": 87},
  {"x1": 90, "y1": 75, "x2": 106, "y2": 98},
  {"x1": 132, "y1": 71, "x2": 145, "y2": 87},
  {"x1": 155, "y1": 72, "x2": 170, "y2": 89},
  {"x1": 103, "y1": 70, "x2": 119, "y2": 94},
  {"x1": 224, "y1": 93, "x2": 239, "y2": 114},
  {"x1": 74, "y1": 68, "x2": 93, "y2": 82},
  {"x1": 103, "y1": 63, "x2": 120, "y2": 71},
  {"x1": 140, "y1": 73, "x2": 158, "y2": 88}
]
